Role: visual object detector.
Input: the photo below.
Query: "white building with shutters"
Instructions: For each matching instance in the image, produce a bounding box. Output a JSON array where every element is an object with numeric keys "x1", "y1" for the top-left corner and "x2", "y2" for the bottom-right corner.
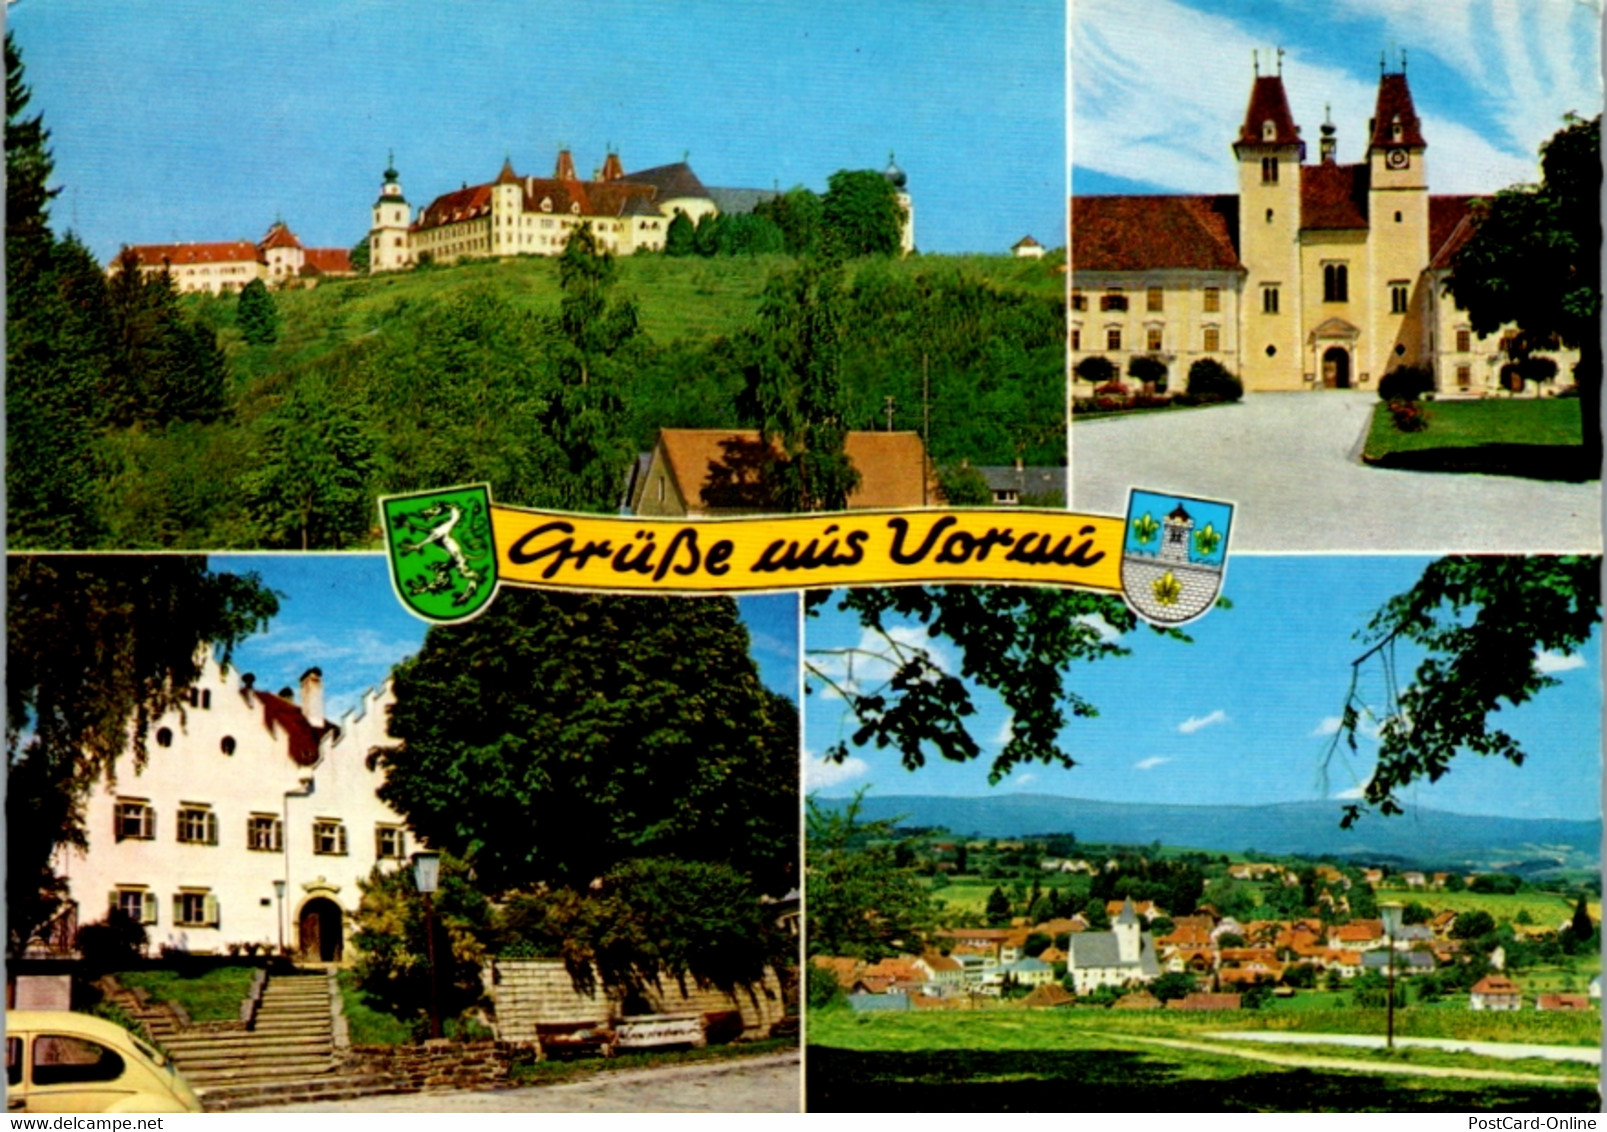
[{"x1": 50, "y1": 657, "x2": 411, "y2": 962}]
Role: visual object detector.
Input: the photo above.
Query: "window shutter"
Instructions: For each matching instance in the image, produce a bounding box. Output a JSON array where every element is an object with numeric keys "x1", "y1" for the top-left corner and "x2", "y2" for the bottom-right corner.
[
  {"x1": 173, "y1": 894, "x2": 183, "y2": 925},
  {"x1": 338, "y1": 825, "x2": 348, "y2": 855},
  {"x1": 114, "y1": 811, "x2": 125, "y2": 843},
  {"x1": 274, "y1": 819, "x2": 283, "y2": 851},
  {"x1": 142, "y1": 807, "x2": 154, "y2": 840},
  {"x1": 207, "y1": 812, "x2": 218, "y2": 846},
  {"x1": 107, "y1": 891, "x2": 118, "y2": 915},
  {"x1": 204, "y1": 894, "x2": 219, "y2": 928},
  {"x1": 143, "y1": 892, "x2": 158, "y2": 925}
]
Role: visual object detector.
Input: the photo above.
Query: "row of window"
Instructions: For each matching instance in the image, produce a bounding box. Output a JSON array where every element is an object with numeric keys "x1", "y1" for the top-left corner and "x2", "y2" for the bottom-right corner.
[
  {"x1": 1071, "y1": 326, "x2": 1221, "y2": 353},
  {"x1": 115, "y1": 800, "x2": 406, "y2": 858},
  {"x1": 112, "y1": 887, "x2": 217, "y2": 928},
  {"x1": 1071, "y1": 287, "x2": 1221, "y2": 314}
]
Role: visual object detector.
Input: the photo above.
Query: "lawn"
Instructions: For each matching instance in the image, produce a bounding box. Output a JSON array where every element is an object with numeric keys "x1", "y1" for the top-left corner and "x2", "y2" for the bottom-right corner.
[
  {"x1": 806, "y1": 1007, "x2": 1600, "y2": 1112},
  {"x1": 113, "y1": 967, "x2": 257, "y2": 1023},
  {"x1": 1376, "y1": 888, "x2": 1583, "y2": 927},
  {"x1": 336, "y1": 971, "x2": 416, "y2": 1046},
  {"x1": 1361, "y1": 398, "x2": 1593, "y2": 480}
]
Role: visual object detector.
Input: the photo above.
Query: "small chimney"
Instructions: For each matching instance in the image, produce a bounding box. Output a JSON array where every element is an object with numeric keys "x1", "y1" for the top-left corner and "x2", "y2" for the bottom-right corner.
[
  {"x1": 300, "y1": 667, "x2": 325, "y2": 729},
  {"x1": 1014, "y1": 457, "x2": 1024, "y2": 473}
]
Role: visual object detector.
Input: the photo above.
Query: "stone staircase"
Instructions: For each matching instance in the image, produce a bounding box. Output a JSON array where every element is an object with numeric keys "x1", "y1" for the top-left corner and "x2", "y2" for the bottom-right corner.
[{"x1": 162, "y1": 971, "x2": 403, "y2": 1112}]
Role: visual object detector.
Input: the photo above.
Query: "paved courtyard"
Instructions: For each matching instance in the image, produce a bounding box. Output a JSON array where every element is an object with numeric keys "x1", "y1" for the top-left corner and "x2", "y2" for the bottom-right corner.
[{"x1": 1071, "y1": 392, "x2": 1601, "y2": 552}]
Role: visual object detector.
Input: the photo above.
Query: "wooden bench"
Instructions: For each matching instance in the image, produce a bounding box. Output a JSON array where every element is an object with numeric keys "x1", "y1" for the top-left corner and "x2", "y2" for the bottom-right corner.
[{"x1": 614, "y1": 1013, "x2": 705, "y2": 1050}]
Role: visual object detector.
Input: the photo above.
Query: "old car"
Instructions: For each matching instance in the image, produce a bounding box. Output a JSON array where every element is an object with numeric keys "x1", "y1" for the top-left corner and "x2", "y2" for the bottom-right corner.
[{"x1": 6, "y1": 1011, "x2": 203, "y2": 1113}]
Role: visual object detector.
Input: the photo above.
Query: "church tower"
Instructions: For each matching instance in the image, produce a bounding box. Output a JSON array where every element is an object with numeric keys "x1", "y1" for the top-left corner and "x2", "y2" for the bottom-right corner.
[
  {"x1": 369, "y1": 157, "x2": 413, "y2": 273},
  {"x1": 1365, "y1": 61, "x2": 1430, "y2": 382},
  {"x1": 884, "y1": 154, "x2": 914, "y2": 255},
  {"x1": 1114, "y1": 897, "x2": 1142, "y2": 965},
  {"x1": 1235, "y1": 59, "x2": 1305, "y2": 391}
]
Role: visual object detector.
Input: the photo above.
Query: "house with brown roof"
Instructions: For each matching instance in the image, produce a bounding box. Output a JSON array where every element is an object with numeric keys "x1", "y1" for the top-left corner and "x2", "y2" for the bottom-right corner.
[
  {"x1": 1070, "y1": 64, "x2": 1576, "y2": 399},
  {"x1": 1536, "y1": 994, "x2": 1591, "y2": 1012},
  {"x1": 627, "y1": 428, "x2": 938, "y2": 517},
  {"x1": 1470, "y1": 975, "x2": 1522, "y2": 1011},
  {"x1": 115, "y1": 221, "x2": 353, "y2": 295},
  {"x1": 1167, "y1": 992, "x2": 1241, "y2": 1011}
]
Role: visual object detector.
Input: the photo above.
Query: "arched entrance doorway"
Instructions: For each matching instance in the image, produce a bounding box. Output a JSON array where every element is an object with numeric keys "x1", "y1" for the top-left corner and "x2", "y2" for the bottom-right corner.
[
  {"x1": 1322, "y1": 347, "x2": 1351, "y2": 389},
  {"x1": 298, "y1": 897, "x2": 344, "y2": 962}
]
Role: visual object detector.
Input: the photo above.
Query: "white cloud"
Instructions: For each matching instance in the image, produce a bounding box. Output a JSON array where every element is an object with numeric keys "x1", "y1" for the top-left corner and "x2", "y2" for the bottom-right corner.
[
  {"x1": 1073, "y1": 613, "x2": 1124, "y2": 644},
  {"x1": 808, "y1": 624, "x2": 956, "y2": 703},
  {"x1": 1177, "y1": 709, "x2": 1228, "y2": 735},
  {"x1": 993, "y1": 717, "x2": 1015, "y2": 747},
  {"x1": 1333, "y1": 784, "x2": 1367, "y2": 800},
  {"x1": 1072, "y1": 0, "x2": 1597, "y2": 194},
  {"x1": 1134, "y1": 756, "x2": 1172, "y2": 771},
  {"x1": 1535, "y1": 649, "x2": 1586, "y2": 675},
  {"x1": 1014, "y1": 773, "x2": 1039, "y2": 788},
  {"x1": 1311, "y1": 716, "x2": 1344, "y2": 737},
  {"x1": 807, "y1": 753, "x2": 870, "y2": 791}
]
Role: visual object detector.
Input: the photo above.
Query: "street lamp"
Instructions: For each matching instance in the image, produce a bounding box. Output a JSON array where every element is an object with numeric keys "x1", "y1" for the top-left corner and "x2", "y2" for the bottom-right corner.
[
  {"x1": 1379, "y1": 902, "x2": 1404, "y2": 1051},
  {"x1": 411, "y1": 851, "x2": 443, "y2": 1040},
  {"x1": 273, "y1": 879, "x2": 286, "y2": 954}
]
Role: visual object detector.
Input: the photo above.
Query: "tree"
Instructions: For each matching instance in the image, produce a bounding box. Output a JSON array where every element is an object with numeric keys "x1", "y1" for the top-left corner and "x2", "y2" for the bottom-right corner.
[
  {"x1": 985, "y1": 886, "x2": 1012, "y2": 926},
  {"x1": 7, "y1": 556, "x2": 278, "y2": 954},
  {"x1": 1570, "y1": 895, "x2": 1594, "y2": 941},
  {"x1": 1402, "y1": 901, "x2": 1434, "y2": 926},
  {"x1": 546, "y1": 223, "x2": 639, "y2": 511},
  {"x1": 664, "y1": 211, "x2": 696, "y2": 256},
  {"x1": 738, "y1": 261, "x2": 861, "y2": 511},
  {"x1": 754, "y1": 186, "x2": 823, "y2": 256},
  {"x1": 1185, "y1": 358, "x2": 1243, "y2": 401},
  {"x1": 104, "y1": 249, "x2": 228, "y2": 426},
  {"x1": 936, "y1": 463, "x2": 993, "y2": 506},
  {"x1": 1445, "y1": 114, "x2": 1601, "y2": 465},
  {"x1": 238, "y1": 377, "x2": 377, "y2": 549},
  {"x1": 1450, "y1": 910, "x2": 1496, "y2": 941},
  {"x1": 1151, "y1": 971, "x2": 1196, "y2": 1002},
  {"x1": 1127, "y1": 354, "x2": 1168, "y2": 391},
  {"x1": 807, "y1": 792, "x2": 936, "y2": 960},
  {"x1": 1074, "y1": 356, "x2": 1117, "y2": 387},
  {"x1": 1328, "y1": 556, "x2": 1599, "y2": 825},
  {"x1": 236, "y1": 278, "x2": 279, "y2": 346},
  {"x1": 372, "y1": 592, "x2": 797, "y2": 896},
  {"x1": 808, "y1": 587, "x2": 1190, "y2": 785},
  {"x1": 349, "y1": 234, "x2": 370, "y2": 274},
  {"x1": 821, "y1": 169, "x2": 906, "y2": 259},
  {"x1": 693, "y1": 212, "x2": 721, "y2": 257}
]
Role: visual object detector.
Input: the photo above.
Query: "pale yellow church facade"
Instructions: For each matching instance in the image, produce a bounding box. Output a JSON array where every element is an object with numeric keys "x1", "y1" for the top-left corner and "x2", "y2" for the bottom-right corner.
[{"x1": 1071, "y1": 65, "x2": 1575, "y2": 397}]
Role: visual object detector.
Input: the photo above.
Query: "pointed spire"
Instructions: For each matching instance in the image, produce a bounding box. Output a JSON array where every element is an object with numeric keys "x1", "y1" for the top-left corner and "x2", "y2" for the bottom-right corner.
[{"x1": 495, "y1": 155, "x2": 519, "y2": 185}]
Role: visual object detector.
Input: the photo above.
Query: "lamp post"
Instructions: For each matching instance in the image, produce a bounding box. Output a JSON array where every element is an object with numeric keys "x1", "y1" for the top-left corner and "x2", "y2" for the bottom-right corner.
[
  {"x1": 1379, "y1": 902, "x2": 1404, "y2": 1051},
  {"x1": 411, "y1": 851, "x2": 443, "y2": 1040},
  {"x1": 273, "y1": 879, "x2": 286, "y2": 953}
]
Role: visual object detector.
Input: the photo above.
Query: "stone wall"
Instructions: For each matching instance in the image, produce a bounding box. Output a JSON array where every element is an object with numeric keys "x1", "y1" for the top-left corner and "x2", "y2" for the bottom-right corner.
[
  {"x1": 491, "y1": 959, "x2": 787, "y2": 1042},
  {"x1": 346, "y1": 1039, "x2": 533, "y2": 1093}
]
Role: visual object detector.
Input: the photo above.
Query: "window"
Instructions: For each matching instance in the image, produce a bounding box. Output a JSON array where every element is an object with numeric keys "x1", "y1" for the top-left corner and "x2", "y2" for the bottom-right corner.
[
  {"x1": 1456, "y1": 329, "x2": 1471, "y2": 352},
  {"x1": 1203, "y1": 287, "x2": 1220, "y2": 313},
  {"x1": 247, "y1": 814, "x2": 283, "y2": 852},
  {"x1": 31, "y1": 1036, "x2": 126, "y2": 1087},
  {"x1": 1146, "y1": 287, "x2": 1163, "y2": 312},
  {"x1": 376, "y1": 825, "x2": 407, "y2": 860},
  {"x1": 1146, "y1": 327, "x2": 1163, "y2": 352},
  {"x1": 177, "y1": 806, "x2": 217, "y2": 846},
  {"x1": 115, "y1": 799, "x2": 154, "y2": 842},
  {"x1": 220, "y1": 736, "x2": 236, "y2": 755},
  {"x1": 155, "y1": 727, "x2": 173, "y2": 748},
  {"x1": 173, "y1": 890, "x2": 218, "y2": 928},
  {"x1": 1069, "y1": 291, "x2": 1087, "y2": 311},
  {"x1": 7, "y1": 1037, "x2": 19, "y2": 1087},
  {"x1": 1456, "y1": 365, "x2": 1471, "y2": 389},
  {"x1": 187, "y1": 687, "x2": 212, "y2": 709},
  {"x1": 314, "y1": 820, "x2": 348, "y2": 856},
  {"x1": 1261, "y1": 156, "x2": 1278, "y2": 184},
  {"x1": 1099, "y1": 290, "x2": 1128, "y2": 312},
  {"x1": 113, "y1": 887, "x2": 157, "y2": 924},
  {"x1": 1106, "y1": 327, "x2": 1122, "y2": 351},
  {"x1": 1203, "y1": 327, "x2": 1221, "y2": 352},
  {"x1": 1262, "y1": 287, "x2": 1279, "y2": 314},
  {"x1": 1390, "y1": 284, "x2": 1409, "y2": 314},
  {"x1": 1323, "y1": 263, "x2": 1349, "y2": 302},
  {"x1": 1070, "y1": 328, "x2": 1081, "y2": 351}
]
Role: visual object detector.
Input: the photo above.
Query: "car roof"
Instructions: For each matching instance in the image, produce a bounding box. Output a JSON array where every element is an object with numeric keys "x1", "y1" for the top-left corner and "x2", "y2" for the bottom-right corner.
[{"x1": 6, "y1": 1011, "x2": 146, "y2": 1045}]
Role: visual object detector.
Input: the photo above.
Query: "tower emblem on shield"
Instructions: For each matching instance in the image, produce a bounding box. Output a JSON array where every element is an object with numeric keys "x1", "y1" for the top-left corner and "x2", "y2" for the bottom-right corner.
[
  {"x1": 1121, "y1": 489, "x2": 1233, "y2": 626},
  {"x1": 381, "y1": 484, "x2": 499, "y2": 623}
]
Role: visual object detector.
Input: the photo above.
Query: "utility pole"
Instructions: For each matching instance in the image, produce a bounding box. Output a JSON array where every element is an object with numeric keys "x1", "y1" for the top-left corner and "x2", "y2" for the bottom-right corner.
[{"x1": 883, "y1": 395, "x2": 896, "y2": 431}]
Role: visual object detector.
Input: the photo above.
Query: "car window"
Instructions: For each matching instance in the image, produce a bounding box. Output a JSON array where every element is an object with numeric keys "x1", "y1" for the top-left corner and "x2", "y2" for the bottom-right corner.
[
  {"x1": 31, "y1": 1035, "x2": 125, "y2": 1086},
  {"x1": 6, "y1": 1036, "x2": 20, "y2": 1086}
]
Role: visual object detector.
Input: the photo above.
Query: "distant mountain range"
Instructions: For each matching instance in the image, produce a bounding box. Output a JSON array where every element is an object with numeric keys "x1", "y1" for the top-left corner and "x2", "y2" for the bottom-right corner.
[{"x1": 821, "y1": 793, "x2": 1601, "y2": 872}]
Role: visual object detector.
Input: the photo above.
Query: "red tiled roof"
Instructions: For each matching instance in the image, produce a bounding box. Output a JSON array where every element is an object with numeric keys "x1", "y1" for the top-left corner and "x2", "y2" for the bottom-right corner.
[
  {"x1": 1072, "y1": 195, "x2": 1241, "y2": 272},
  {"x1": 1023, "y1": 983, "x2": 1076, "y2": 1008},
  {"x1": 811, "y1": 956, "x2": 864, "y2": 988},
  {"x1": 494, "y1": 158, "x2": 520, "y2": 186},
  {"x1": 1536, "y1": 994, "x2": 1590, "y2": 1011},
  {"x1": 1238, "y1": 75, "x2": 1303, "y2": 149},
  {"x1": 259, "y1": 223, "x2": 303, "y2": 250},
  {"x1": 303, "y1": 247, "x2": 354, "y2": 274},
  {"x1": 1371, "y1": 73, "x2": 1427, "y2": 149},
  {"x1": 122, "y1": 241, "x2": 262, "y2": 268},
  {"x1": 1167, "y1": 992, "x2": 1241, "y2": 1011},
  {"x1": 1301, "y1": 162, "x2": 1369, "y2": 230},
  {"x1": 416, "y1": 183, "x2": 494, "y2": 229},
  {"x1": 1471, "y1": 975, "x2": 1520, "y2": 996},
  {"x1": 1429, "y1": 195, "x2": 1479, "y2": 269}
]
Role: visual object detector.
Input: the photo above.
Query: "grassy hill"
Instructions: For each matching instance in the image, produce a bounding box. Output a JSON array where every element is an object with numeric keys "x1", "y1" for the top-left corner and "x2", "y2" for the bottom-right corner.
[{"x1": 96, "y1": 250, "x2": 1066, "y2": 549}]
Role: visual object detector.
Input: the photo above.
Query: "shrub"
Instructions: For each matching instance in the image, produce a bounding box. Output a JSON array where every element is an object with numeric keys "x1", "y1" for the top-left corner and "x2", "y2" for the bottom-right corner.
[
  {"x1": 1377, "y1": 365, "x2": 1435, "y2": 402},
  {"x1": 1387, "y1": 400, "x2": 1428, "y2": 432},
  {"x1": 1186, "y1": 358, "x2": 1242, "y2": 402},
  {"x1": 1093, "y1": 380, "x2": 1129, "y2": 397},
  {"x1": 76, "y1": 910, "x2": 147, "y2": 972},
  {"x1": 807, "y1": 962, "x2": 845, "y2": 1010},
  {"x1": 1127, "y1": 354, "x2": 1169, "y2": 391},
  {"x1": 936, "y1": 463, "x2": 993, "y2": 506},
  {"x1": 1074, "y1": 355, "x2": 1117, "y2": 386}
]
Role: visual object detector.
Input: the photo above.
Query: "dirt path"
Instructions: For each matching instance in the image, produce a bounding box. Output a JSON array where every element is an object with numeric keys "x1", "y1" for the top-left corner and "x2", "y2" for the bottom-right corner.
[
  {"x1": 1200, "y1": 1030, "x2": 1600, "y2": 1064},
  {"x1": 1093, "y1": 1031, "x2": 1593, "y2": 1085}
]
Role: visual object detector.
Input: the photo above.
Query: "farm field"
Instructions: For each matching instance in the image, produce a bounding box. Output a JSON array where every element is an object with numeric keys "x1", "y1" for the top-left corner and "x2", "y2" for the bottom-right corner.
[
  {"x1": 1373, "y1": 888, "x2": 1592, "y2": 926},
  {"x1": 806, "y1": 1008, "x2": 1601, "y2": 1112}
]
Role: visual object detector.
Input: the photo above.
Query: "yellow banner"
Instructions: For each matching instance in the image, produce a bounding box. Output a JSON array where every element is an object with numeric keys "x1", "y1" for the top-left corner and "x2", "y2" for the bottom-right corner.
[{"x1": 490, "y1": 506, "x2": 1125, "y2": 595}]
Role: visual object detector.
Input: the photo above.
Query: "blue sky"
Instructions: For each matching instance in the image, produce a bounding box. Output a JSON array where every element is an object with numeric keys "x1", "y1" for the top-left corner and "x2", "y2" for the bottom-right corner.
[
  {"x1": 9, "y1": 0, "x2": 1064, "y2": 261},
  {"x1": 1073, "y1": 0, "x2": 1602, "y2": 196},
  {"x1": 805, "y1": 559, "x2": 1603, "y2": 822},
  {"x1": 211, "y1": 555, "x2": 798, "y2": 721}
]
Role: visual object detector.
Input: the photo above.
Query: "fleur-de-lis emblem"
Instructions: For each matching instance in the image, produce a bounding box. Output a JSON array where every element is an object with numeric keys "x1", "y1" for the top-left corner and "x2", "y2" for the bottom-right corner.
[
  {"x1": 1194, "y1": 523, "x2": 1222, "y2": 558},
  {"x1": 1131, "y1": 511, "x2": 1160, "y2": 546},
  {"x1": 1152, "y1": 571, "x2": 1183, "y2": 606}
]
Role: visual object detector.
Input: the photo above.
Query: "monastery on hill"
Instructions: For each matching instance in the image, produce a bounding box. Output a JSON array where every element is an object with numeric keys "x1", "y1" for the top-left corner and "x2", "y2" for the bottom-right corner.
[
  {"x1": 1071, "y1": 59, "x2": 1575, "y2": 398},
  {"x1": 117, "y1": 222, "x2": 354, "y2": 295},
  {"x1": 368, "y1": 148, "x2": 915, "y2": 270}
]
